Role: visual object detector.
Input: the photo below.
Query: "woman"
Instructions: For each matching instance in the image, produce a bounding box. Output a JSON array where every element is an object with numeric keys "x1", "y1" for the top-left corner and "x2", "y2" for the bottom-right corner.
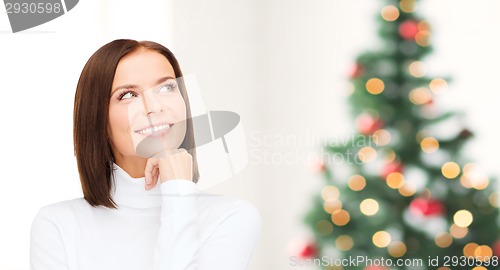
[{"x1": 30, "y1": 39, "x2": 261, "y2": 270}]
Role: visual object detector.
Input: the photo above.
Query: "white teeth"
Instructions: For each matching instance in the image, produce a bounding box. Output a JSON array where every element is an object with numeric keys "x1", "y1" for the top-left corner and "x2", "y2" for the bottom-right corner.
[{"x1": 137, "y1": 124, "x2": 171, "y2": 134}]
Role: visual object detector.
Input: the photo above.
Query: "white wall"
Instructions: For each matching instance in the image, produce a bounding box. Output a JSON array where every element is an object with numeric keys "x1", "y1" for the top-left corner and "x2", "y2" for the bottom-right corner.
[{"x1": 0, "y1": 0, "x2": 499, "y2": 269}]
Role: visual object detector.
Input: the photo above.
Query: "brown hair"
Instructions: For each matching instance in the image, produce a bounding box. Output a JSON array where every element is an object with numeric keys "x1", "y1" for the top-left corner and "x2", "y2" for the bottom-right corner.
[{"x1": 74, "y1": 39, "x2": 199, "y2": 208}]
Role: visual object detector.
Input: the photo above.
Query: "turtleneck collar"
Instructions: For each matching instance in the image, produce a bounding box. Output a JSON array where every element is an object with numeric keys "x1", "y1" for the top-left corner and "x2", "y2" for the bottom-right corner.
[{"x1": 111, "y1": 163, "x2": 162, "y2": 209}]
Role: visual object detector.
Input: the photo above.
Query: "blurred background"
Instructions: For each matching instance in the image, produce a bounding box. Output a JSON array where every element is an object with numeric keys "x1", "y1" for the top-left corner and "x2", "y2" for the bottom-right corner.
[{"x1": 1, "y1": 0, "x2": 499, "y2": 269}]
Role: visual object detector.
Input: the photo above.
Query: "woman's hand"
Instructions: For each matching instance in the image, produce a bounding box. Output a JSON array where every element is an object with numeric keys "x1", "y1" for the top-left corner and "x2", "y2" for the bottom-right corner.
[{"x1": 144, "y1": 148, "x2": 193, "y2": 190}]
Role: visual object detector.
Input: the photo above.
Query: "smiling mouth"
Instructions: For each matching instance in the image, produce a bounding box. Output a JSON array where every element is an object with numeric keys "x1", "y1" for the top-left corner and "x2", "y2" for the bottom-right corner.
[{"x1": 134, "y1": 123, "x2": 173, "y2": 135}]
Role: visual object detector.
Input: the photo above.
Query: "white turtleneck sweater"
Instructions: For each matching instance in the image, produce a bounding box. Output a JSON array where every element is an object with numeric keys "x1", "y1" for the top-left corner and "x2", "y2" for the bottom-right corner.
[{"x1": 30, "y1": 164, "x2": 262, "y2": 270}]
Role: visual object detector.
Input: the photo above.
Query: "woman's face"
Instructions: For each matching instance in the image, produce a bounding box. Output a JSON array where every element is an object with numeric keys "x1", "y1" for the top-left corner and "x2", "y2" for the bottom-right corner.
[{"x1": 108, "y1": 48, "x2": 187, "y2": 160}]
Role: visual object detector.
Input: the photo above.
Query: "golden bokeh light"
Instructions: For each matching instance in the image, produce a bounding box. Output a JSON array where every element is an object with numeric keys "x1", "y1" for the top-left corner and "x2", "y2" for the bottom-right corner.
[
  {"x1": 472, "y1": 267, "x2": 487, "y2": 270},
  {"x1": 434, "y1": 232, "x2": 453, "y2": 248},
  {"x1": 348, "y1": 175, "x2": 366, "y2": 191},
  {"x1": 381, "y1": 5, "x2": 400, "y2": 21},
  {"x1": 373, "y1": 129, "x2": 392, "y2": 146},
  {"x1": 420, "y1": 137, "x2": 439, "y2": 153},
  {"x1": 409, "y1": 61, "x2": 426, "y2": 77},
  {"x1": 331, "y1": 209, "x2": 350, "y2": 226},
  {"x1": 388, "y1": 241, "x2": 407, "y2": 257},
  {"x1": 463, "y1": 242, "x2": 479, "y2": 257},
  {"x1": 336, "y1": 235, "x2": 354, "y2": 251},
  {"x1": 384, "y1": 149, "x2": 397, "y2": 163},
  {"x1": 315, "y1": 220, "x2": 334, "y2": 236},
  {"x1": 489, "y1": 192, "x2": 500, "y2": 208},
  {"x1": 462, "y1": 164, "x2": 490, "y2": 190},
  {"x1": 323, "y1": 199, "x2": 343, "y2": 214},
  {"x1": 360, "y1": 198, "x2": 380, "y2": 216},
  {"x1": 321, "y1": 185, "x2": 340, "y2": 201},
  {"x1": 450, "y1": 224, "x2": 468, "y2": 239},
  {"x1": 415, "y1": 21, "x2": 431, "y2": 47},
  {"x1": 460, "y1": 175, "x2": 472, "y2": 189},
  {"x1": 366, "y1": 78, "x2": 385, "y2": 95},
  {"x1": 358, "y1": 147, "x2": 377, "y2": 163},
  {"x1": 415, "y1": 31, "x2": 431, "y2": 46},
  {"x1": 474, "y1": 245, "x2": 493, "y2": 261},
  {"x1": 454, "y1": 210, "x2": 473, "y2": 228},
  {"x1": 441, "y1": 162, "x2": 460, "y2": 179},
  {"x1": 471, "y1": 176, "x2": 489, "y2": 190},
  {"x1": 418, "y1": 20, "x2": 431, "y2": 32},
  {"x1": 386, "y1": 172, "x2": 405, "y2": 189},
  {"x1": 399, "y1": 0, "x2": 416, "y2": 13},
  {"x1": 409, "y1": 87, "x2": 432, "y2": 105},
  {"x1": 429, "y1": 78, "x2": 448, "y2": 94},
  {"x1": 372, "y1": 231, "x2": 392, "y2": 248},
  {"x1": 398, "y1": 182, "x2": 417, "y2": 197}
]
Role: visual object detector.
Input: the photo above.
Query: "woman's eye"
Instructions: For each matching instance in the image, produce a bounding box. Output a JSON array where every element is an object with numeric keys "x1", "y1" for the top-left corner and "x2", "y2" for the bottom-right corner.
[
  {"x1": 157, "y1": 82, "x2": 177, "y2": 94},
  {"x1": 118, "y1": 91, "x2": 137, "y2": 100}
]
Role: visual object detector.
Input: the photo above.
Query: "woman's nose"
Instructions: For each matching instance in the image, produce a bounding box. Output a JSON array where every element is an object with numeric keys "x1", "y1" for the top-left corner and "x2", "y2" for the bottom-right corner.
[{"x1": 141, "y1": 89, "x2": 162, "y2": 115}]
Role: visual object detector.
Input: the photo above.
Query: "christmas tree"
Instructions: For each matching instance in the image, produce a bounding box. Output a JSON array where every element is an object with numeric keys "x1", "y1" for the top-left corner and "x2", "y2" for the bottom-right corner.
[{"x1": 302, "y1": 1, "x2": 500, "y2": 269}]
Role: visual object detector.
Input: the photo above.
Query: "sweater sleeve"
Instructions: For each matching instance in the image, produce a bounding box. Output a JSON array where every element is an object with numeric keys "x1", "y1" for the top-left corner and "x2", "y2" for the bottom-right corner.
[
  {"x1": 153, "y1": 180, "x2": 262, "y2": 270},
  {"x1": 153, "y1": 179, "x2": 200, "y2": 269},
  {"x1": 30, "y1": 207, "x2": 69, "y2": 270}
]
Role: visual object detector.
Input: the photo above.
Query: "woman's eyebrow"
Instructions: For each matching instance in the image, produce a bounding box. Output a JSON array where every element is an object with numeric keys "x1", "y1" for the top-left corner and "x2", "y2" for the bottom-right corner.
[{"x1": 110, "y1": 76, "x2": 175, "y2": 97}]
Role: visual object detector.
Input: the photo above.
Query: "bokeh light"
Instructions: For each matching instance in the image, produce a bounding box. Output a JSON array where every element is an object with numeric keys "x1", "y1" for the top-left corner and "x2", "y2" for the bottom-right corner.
[
  {"x1": 398, "y1": 182, "x2": 417, "y2": 197},
  {"x1": 463, "y1": 242, "x2": 479, "y2": 257},
  {"x1": 420, "y1": 137, "x2": 439, "y2": 153},
  {"x1": 462, "y1": 163, "x2": 489, "y2": 190},
  {"x1": 409, "y1": 61, "x2": 426, "y2": 77},
  {"x1": 415, "y1": 21, "x2": 431, "y2": 46},
  {"x1": 358, "y1": 147, "x2": 377, "y2": 163},
  {"x1": 454, "y1": 210, "x2": 473, "y2": 227},
  {"x1": 360, "y1": 198, "x2": 380, "y2": 216},
  {"x1": 336, "y1": 235, "x2": 354, "y2": 251},
  {"x1": 372, "y1": 231, "x2": 392, "y2": 248},
  {"x1": 384, "y1": 149, "x2": 397, "y2": 163},
  {"x1": 331, "y1": 209, "x2": 350, "y2": 226},
  {"x1": 348, "y1": 175, "x2": 366, "y2": 191},
  {"x1": 399, "y1": 0, "x2": 416, "y2": 13},
  {"x1": 388, "y1": 241, "x2": 407, "y2": 257},
  {"x1": 450, "y1": 224, "x2": 468, "y2": 239},
  {"x1": 366, "y1": 78, "x2": 385, "y2": 94},
  {"x1": 430, "y1": 78, "x2": 448, "y2": 94},
  {"x1": 441, "y1": 162, "x2": 461, "y2": 179},
  {"x1": 373, "y1": 129, "x2": 392, "y2": 146},
  {"x1": 409, "y1": 87, "x2": 432, "y2": 105},
  {"x1": 315, "y1": 220, "x2": 334, "y2": 236},
  {"x1": 489, "y1": 192, "x2": 500, "y2": 208},
  {"x1": 381, "y1": 5, "x2": 400, "y2": 21},
  {"x1": 434, "y1": 232, "x2": 453, "y2": 248},
  {"x1": 323, "y1": 199, "x2": 343, "y2": 214},
  {"x1": 386, "y1": 172, "x2": 405, "y2": 189},
  {"x1": 321, "y1": 185, "x2": 340, "y2": 201},
  {"x1": 474, "y1": 245, "x2": 493, "y2": 261}
]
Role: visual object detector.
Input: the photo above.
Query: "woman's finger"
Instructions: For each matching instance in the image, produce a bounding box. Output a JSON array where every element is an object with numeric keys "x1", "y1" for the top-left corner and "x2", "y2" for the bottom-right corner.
[{"x1": 145, "y1": 158, "x2": 159, "y2": 190}]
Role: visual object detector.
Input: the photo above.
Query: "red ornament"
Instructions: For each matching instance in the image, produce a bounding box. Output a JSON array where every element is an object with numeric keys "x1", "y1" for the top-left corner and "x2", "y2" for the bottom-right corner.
[
  {"x1": 309, "y1": 160, "x2": 326, "y2": 173},
  {"x1": 299, "y1": 243, "x2": 317, "y2": 259},
  {"x1": 409, "y1": 198, "x2": 445, "y2": 217},
  {"x1": 381, "y1": 161, "x2": 403, "y2": 179},
  {"x1": 399, "y1": 20, "x2": 419, "y2": 40},
  {"x1": 356, "y1": 114, "x2": 384, "y2": 135},
  {"x1": 493, "y1": 240, "x2": 500, "y2": 256},
  {"x1": 350, "y1": 63, "x2": 364, "y2": 78}
]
